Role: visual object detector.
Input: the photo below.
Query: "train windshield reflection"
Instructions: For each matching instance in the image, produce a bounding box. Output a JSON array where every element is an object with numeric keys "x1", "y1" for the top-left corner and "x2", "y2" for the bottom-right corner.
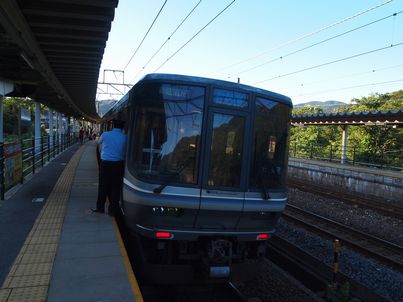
[
  {"x1": 131, "y1": 83, "x2": 205, "y2": 185},
  {"x1": 250, "y1": 97, "x2": 291, "y2": 191},
  {"x1": 208, "y1": 113, "x2": 245, "y2": 188},
  {"x1": 129, "y1": 80, "x2": 291, "y2": 192}
]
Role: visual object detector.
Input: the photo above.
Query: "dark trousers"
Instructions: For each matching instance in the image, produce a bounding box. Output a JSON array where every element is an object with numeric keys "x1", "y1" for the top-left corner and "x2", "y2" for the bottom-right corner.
[{"x1": 96, "y1": 160, "x2": 124, "y2": 215}]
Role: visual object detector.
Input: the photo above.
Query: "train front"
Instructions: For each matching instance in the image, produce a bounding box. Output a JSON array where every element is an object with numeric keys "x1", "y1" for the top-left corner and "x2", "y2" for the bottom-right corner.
[{"x1": 121, "y1": 75, "x2": 292, "y2": 283}]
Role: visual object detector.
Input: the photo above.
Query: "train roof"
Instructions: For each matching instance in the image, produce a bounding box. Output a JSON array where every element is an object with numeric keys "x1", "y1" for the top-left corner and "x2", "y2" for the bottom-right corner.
[
  {"x1": 106, "y1": 73, "x2": 293, "y2": 117},
  {"x1": 137, "y1": 73, "x2": 293, "y2": 107}
]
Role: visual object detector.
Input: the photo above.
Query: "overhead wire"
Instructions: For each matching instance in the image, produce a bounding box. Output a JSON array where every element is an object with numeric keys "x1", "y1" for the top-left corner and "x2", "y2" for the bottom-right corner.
[
  {"x1": 292, "y1": 78, "x2": 403, "y2": 98},
  {"x1": 130, "y1": 0, "x2": 202, "y2": 84},
  {"x1": 390, "y1": 12, "x2": 397, "y2": 44},
  {"x1": 122, "y1": 0, "x2": 168, "y2": 71},
  {"x1": 227, "y1": 10, "x2": 403, "y2": 79},
  {"x1": 252, "y1": 42, "x2": 403, "y2": 85},
  {"x1": 207, "y1": 0, "x2": 393, "y2": 76},
  {"x1": 153, "y1": 0, "x2": 236, "y2": 73},
  {"x1": 299, "y1": 63, "x2": 403, "y2": 87}
]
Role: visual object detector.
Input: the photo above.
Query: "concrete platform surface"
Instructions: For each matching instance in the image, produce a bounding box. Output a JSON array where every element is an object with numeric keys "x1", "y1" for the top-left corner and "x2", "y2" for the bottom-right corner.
[{"x1": 0, "y1": 142, "x2": 139, "y2": 302}]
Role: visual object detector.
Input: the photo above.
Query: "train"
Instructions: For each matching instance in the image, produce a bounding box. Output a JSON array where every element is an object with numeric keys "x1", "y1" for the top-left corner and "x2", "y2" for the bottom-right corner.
[{"x1": 101, "y1": 73, "x2": 293, "y2": 283}]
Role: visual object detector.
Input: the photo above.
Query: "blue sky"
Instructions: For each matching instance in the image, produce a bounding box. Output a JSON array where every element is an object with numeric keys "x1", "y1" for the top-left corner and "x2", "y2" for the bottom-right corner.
[{"x1": 98, "y1": 0, "x2": 403, "y2": 105}]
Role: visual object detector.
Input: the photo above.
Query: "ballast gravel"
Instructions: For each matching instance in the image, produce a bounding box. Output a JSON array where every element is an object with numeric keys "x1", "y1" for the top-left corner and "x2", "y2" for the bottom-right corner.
[
  {"x1": 240, "y1": 186, "x2": 402, "y2": 302},
  {"x1": 278, "y1": 185, "x2": 403, "y2": 302},
  {"x1": 238, "y1": 258, "x2": 321, "y2": 302},
  {"x1": 288, "y1": 187, "x2": 403, "y2": 246}
]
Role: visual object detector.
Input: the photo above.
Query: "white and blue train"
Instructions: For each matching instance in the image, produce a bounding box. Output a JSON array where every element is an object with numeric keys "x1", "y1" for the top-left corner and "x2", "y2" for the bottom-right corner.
[{"x1": 101, "y1": 73, "x2": 292, "y2": 283}]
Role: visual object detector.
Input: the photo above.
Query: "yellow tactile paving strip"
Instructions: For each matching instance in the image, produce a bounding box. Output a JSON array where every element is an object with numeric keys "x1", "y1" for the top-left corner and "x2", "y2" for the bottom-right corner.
[
  {"x1": 112, "y1": 219, "x2": 144, "y2": 302},
  {"x1": 0, "y1": 146, "x2": 85, "y2": 302}
]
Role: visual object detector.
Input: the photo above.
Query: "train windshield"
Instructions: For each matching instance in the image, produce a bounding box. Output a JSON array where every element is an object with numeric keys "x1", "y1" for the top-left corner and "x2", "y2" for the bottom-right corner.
[
  {"x1": 129, "y1": 80, "x2": 291, "y2": 192},
  {"x1": 130, "y1": 83, "x2": 205, "y2": 185},
  {"x1": 207, "y1": 113, "x2": 245, "y2": 188},
  {"x1": 249, "y1": 97, "x2": 291, "y2": 191}
]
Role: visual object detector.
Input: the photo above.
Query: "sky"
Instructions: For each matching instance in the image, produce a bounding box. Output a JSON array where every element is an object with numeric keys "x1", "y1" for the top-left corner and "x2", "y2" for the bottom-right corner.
[{"x1": 97, "y1": 0, "x2": 403, "y2": 105}]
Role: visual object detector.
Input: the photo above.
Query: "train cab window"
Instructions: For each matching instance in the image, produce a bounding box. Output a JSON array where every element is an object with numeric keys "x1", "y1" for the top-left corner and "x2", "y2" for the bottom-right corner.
[
  {"x1": 208, "y1": 113, "x2": 245, "y2": 188},
  {"x1": 212, "y1": 88, "x2": 248, "y2": 108},
  {"x1": 249, "y1": 97, "x2": 291, "y2": 190},
  {"x1": 130, "y1": 83, "x2": 205, "y2": 185}
]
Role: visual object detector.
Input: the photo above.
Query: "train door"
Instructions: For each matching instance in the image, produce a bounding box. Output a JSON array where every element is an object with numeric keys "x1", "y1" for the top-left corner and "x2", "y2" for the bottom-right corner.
[{"x1": 195, "y1": 107, "x2": 249, "y2": 230}]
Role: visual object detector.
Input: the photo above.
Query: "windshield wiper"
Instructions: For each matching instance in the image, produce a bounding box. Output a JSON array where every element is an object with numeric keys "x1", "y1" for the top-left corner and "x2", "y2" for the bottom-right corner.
[
  {"x1": 153, "y1": 171, "x2": 179, "y2": 194},
  {"x1": 153, "y1": 157, "x2": 194, "y2": 194},
  {"x1": 258, "y1": 161, "x2": 271, "y2": 200}
]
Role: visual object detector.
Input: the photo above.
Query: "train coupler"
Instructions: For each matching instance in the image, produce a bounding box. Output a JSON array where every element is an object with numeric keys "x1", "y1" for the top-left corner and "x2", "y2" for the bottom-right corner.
[{"x1": 203, "y1": 239, "x2": 233, "y2": 279}]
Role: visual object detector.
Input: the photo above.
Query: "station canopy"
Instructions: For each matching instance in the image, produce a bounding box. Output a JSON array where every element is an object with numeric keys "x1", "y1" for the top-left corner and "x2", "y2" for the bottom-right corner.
[
  {"x1": 0, "y1": 0, "x2": 118, "y2": 120},
  {"x1": 291, "y1": 109, "x2": 403, "y2": 127}
]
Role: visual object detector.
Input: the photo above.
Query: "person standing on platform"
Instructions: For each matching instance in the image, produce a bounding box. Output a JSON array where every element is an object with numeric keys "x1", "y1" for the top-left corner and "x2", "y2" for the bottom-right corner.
[
  {"x1": 92, "y1": 119, "x2": 127, "y2": 216},
  {"x1": 79, "y1": 128, "x2": 84, "y2": 144}
]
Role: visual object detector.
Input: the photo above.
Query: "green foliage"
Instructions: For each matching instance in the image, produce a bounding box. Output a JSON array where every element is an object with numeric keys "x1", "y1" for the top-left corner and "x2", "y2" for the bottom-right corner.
[
  {"x1": 293, "y1": 106, "x2": 324, "y2": 115},
  {"x1": 348, "y1": 90, "x2": 403, "y2": 112},
  {"x1": 291, "y1": 107, "x2": 340, "y2": 157},
  {"x1": 326, "y1": 282, "x2": 360, "y2": 302},
  {"x1": 346, "y1": 91, "x2": 402, "y2": 166},
  {"x1": 3, "y1": 97, "x2": 34, "y2": 142},
  {"x1": 291, "y1": 90, "x2": 403, "y2": 168}
]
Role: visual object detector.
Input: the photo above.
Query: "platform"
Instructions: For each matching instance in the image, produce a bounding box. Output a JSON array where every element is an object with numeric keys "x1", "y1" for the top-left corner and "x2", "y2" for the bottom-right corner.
[
  {"x1": 0, "y1": 140, "x2": 401, "y2": 302},
  {"x1": 288, "y1": 157, "x2": 403, "y2": 202},
  {"x1": 0, "y1": 141, "x2": 141, "y2": 302}
]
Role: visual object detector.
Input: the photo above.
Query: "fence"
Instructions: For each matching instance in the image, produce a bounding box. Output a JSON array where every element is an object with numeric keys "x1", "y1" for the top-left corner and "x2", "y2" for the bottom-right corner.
[
  {"x1": 0, "y1": 133, "x2": 78, "y2": 200},
  {"x1": 289, "y1": 142, "x2": 403, "y2": 171}
]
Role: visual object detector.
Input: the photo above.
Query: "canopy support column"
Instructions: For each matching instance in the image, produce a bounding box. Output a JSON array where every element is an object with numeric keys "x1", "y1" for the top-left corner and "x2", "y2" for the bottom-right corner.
[
  {"x1": 341, "y1": 125, "x2": 348, "y2": 164},
  {"x1": 0, "y1": 80, "x2": 13, "y2": 144},
  {"x1": 49, "y1": 109, "x2": 54, "y2": 151},
  {"x1": 35, "y1": 102, "x2": 41, "y2": 152},
  {"x1": 58, "y1": 112, "x2": 62, "y2": 147},
  {"x1": 0, "y1": 96, "x2": 3, "y2": 144}
]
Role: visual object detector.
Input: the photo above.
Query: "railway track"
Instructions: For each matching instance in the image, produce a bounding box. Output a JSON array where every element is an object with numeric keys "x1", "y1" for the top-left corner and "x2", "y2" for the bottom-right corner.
[
  {"x1": 117, "y1": 216, "x2": 248, "y2": 302},
  {"x1": 266, "y1": 236, "x2": 391, "y2": 302},
  {"x1": 283, "y1": 204, "x2": 403, "y2": 273},
  {"x1": 288, "y1": 177, "x2": 403, "y2": 219},
  {"x1": 140, "y1": 281, "x2": 247, "y2": 302}
]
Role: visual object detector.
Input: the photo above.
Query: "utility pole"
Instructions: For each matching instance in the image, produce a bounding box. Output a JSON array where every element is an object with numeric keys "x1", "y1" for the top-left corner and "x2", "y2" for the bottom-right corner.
[{"x1": 97, "y1": 69, "x2": 133, "y2": 99}]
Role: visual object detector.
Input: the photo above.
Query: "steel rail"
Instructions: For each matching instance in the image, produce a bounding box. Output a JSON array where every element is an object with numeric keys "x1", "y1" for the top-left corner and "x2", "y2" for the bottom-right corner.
[
  {"x1": 288, "y1": 177, "x2": 403, "y2": 219},
  {"x1": 266, "y1": 236, "x2": 391, "y2": 302},
  {"x1": 227, "y1": 281, "x2": 249, "y2": 302},
  {"x1": 283, "y1": 205, "x2": 403, "y2": 273}
]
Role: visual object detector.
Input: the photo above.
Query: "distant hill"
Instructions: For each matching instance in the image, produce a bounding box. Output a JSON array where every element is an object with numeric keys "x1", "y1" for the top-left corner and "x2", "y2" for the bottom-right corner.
[{"x1": 294, "y1": 100, "x2": 347, "y2": 113}]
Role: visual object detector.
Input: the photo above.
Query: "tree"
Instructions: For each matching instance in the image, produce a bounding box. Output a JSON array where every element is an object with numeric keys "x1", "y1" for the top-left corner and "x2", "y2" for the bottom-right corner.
[
  {"x1": 3, "y1": 97, "x2": 34, "y2": 142},
  {"x1": 290, "y1": 90, "x2": 402, "y2": 167},
  {"x1": 347, "y1": 90, "x2": 402, "y2": 165},
  {"x1": 292, "y1": 106, "x2": 324, "y2": 115},
  {"x1": 348, "y1": 90, "x2": 402, "y2": 112}
]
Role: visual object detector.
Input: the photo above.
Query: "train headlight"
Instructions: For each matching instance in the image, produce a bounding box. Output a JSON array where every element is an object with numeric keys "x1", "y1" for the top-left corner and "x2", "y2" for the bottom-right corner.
[{"x1": 152, "y1": 206, "x2": 183, "y2": 216}]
